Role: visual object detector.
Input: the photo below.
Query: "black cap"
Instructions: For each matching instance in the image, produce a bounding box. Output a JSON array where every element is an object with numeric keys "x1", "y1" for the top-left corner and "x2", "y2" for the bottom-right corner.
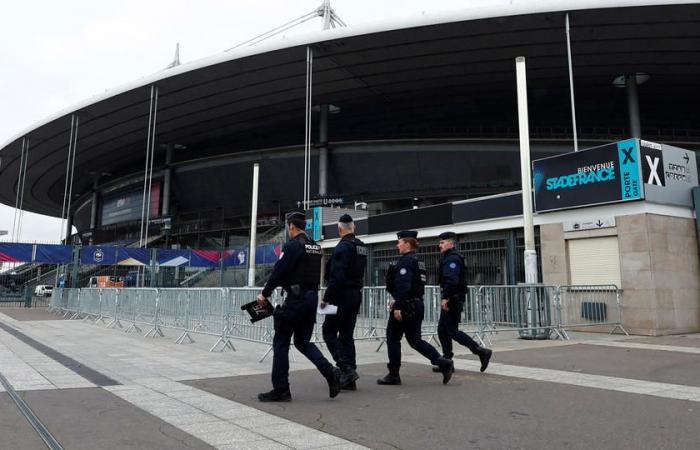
[
  {"x1": 338, "y1": 214, "x2": 353, "y2": 224},
  {"x1": 397, "y1": 230, "x2": 418, "y2": 239},
  {"x1": 286, "y1": 210, "x2": 306, "y2": 223},
  {"x1": 438, "y1": 231, "x2": 456, "y2": 240}
]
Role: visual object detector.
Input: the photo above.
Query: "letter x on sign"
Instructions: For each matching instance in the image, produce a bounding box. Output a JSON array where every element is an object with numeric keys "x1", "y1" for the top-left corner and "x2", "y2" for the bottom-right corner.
[
  {"x1": 645, "y1": 155, "x2": 663, "y2": 186},
  {"x1": 621, "y1": 147, "x2": 635, "y2": 164}
]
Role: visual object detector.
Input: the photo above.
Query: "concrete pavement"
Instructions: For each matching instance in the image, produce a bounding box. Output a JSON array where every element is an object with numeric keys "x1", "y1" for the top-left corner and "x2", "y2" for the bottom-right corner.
[{"x1": 1, "y1": 307, "x2": 699, "y2": 449}]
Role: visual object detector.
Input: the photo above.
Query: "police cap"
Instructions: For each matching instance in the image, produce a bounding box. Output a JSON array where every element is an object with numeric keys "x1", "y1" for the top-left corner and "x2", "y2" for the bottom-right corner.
[
  {"x1": 338, "y1": 214, "x2": 353, "y2": 224},
  {"x1": 438, "y1": 231, "x2": 456, "y2": 240},
  {"x1": 397, "y1": 230, "x2": 418, "y2": 239}
]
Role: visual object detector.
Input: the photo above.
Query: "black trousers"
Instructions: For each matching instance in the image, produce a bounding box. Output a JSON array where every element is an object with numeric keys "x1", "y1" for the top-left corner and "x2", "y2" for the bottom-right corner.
[
  {"x1": 271, "y1": 291, "x2": 333, "y2": 391},
  {"x1": 437, "y1": 307, "x2": 480, "y2": 358},
  {"x1": 386, "y1": 301, "x2": 441, "y2": 370},
  {"x1": 322, "y1": 289, "x2": 362, "y2": 371}
]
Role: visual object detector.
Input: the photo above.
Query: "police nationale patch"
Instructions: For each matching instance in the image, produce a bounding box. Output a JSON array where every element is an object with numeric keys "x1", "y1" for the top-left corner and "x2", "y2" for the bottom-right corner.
[
  {"x1": 399, "y1": 268, "x2": 407, "y2": 275},
  {"x1": 449, "y1": 262, "x2": 457, "y2": 269}
]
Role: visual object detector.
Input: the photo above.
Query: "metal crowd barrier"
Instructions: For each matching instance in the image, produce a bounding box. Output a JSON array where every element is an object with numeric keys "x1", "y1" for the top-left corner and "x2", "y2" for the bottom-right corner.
[
  {"x1": 48, "y1": 284, "x2": 627, "y2": 359},
  {"x1": 557, "y1": 284, "x2": 628, "y2": 337}
]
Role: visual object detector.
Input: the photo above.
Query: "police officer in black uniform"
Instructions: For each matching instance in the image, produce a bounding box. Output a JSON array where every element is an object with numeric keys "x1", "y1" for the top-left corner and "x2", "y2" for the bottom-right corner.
[
  {"x1": 433, "y1": 231, "x2": 492, "y2": 373},
  {"x1": 256, "y1": 211, "x2": 341, "y2": 402},
  {"x1": 321, "y1": 214, "x2": 367, "y2": 391},
  {"x1": 377, "y1": 230, "x2": 454, "y2": 385}
]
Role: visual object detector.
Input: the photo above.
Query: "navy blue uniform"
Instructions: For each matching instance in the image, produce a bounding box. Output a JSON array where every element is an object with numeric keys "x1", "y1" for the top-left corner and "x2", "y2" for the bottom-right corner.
[
  {"x1": 262, "y1": 232, "x2": 335, "y2": 392},
  {"x1": 322, "y1": 234, "x2": 366, "y2": 374},
  {"x1": 437, "y1": 249, "x2": 480, "y2": 357},
  {"x1": 385, "y1": 251, "x2": 443, "y2": 371}
]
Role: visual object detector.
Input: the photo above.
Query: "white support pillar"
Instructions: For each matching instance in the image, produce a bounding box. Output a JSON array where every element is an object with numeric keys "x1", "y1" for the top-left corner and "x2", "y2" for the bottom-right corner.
[
  {"x1": 247, "y1": 163, "x2": 260, "y2": 287},
  {"x1": 515, "y1": 57, "x2": 538, "y2": 284}
]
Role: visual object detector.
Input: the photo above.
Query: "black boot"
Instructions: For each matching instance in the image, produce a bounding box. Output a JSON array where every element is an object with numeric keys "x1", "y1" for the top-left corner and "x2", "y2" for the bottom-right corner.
[
  {"x1": 325, "y1": 367, "x2": 342, "y2": 398},
  {"x1": 433, "y1": 354, "x2": 453, "y2": 372},
  {"x1": 377, "y1": 364, "x2": 401, "y2": 385},
  {"x1": 340, "y1": 368, "x2": 359, "y2": 388},
  {"x1": 436, "y1": 357, "x2": 454, "y2": 384},
  {"x1": 477, "y1": 348, "x2": 492, "y2": 372},
  {"x1": 341, "y1": 380, "x2": 357, "y2": 391},
  {"x1": 258, "y1": 388, "x2": 292, "y2": 402}
]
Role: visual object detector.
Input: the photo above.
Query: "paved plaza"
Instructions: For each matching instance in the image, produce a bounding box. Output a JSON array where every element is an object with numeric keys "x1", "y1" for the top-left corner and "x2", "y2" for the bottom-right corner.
[{"x1": 1, "y1": 307, "x2": 699, "y2": 449}]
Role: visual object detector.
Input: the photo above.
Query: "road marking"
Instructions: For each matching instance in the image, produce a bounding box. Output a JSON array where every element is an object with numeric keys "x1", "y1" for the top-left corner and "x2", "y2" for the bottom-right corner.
[
  {"x1": 442, "y1": 357, "x2": 700, "y2": 402},
  {"x1": 105, "y1": 382, "x2": 370, "y2": 450}
]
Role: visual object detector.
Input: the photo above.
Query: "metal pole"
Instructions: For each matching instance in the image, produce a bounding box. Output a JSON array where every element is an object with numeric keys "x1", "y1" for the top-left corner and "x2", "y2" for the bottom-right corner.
[
  {"x1": 16, "y1": 138, "x2": 30, "y2": 242},
  {"x1": 247, "y1": 163, "x2": 260, "y2": 286},
  {"x1": 64, "y1": 118, "x2": 79, "y2": 243},
  {"x1": 626, "y1": 74, "x2": 641, "y2": 138},
  {"x1": 143, "y1": 86, "x2": 159, "y2": 248},
  {"x1": 139, "y1": 85, "x2": 156, "y2": 250},
  {"x1": 318, "y1": 104, "x2": 329, "y2": 196},
  {"x1": 515, "y1": 57, "x2": 538, "y2": 284},
  {"x1": 11, "y1": 138, "x2": 26, "y2": 242},
  {"x1": 303, "y1": 48, "x2": 309, "y2": 210},
  {"x1": 60, "y1": 116, "x2": 76, "y2": 241},
  {"x1": 565, "y1": 13, "x2": 579, "y2": 152}
]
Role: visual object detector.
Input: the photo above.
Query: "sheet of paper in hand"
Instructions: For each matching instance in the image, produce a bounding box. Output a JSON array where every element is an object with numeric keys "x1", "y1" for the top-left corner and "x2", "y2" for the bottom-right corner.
[{"x1": 241, "y1": 298, "x2": 274, "y2": 323}]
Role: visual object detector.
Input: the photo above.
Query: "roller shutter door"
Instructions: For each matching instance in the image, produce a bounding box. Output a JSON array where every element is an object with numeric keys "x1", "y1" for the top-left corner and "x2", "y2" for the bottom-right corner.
[{"x1": 567, "y1": 236, "x2": 622, "y2": 287}]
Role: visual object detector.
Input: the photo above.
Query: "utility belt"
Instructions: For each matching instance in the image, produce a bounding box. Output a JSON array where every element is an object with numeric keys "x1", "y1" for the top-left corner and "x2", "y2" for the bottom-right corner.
[{"x1": 283, "y1": 284, "x2": 318, "y2": 297}]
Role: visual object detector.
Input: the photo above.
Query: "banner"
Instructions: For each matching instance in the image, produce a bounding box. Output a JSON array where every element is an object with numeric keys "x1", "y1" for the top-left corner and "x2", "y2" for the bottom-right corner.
[
  {"x1": 222, "y1": 248, "x2": 248, "y2": 267},
  {"x1": 190, "y1": 250, "x2": 220, "y2": 268},
  {"x1": 256, "y1": 243, "x2": 283, "y2": 264},
  {"x1": 80, "y1": 246, "x2": 118, "y2": 265},
  {"x1": 34, "y1": 244, "x2": 72, "y2": 264},
  {"x1": 117, "y1": 248, "x2": 149, "y2": 266},
  {"x1": 0, "y1": 243, "x2": 33, "y2": 263},
  {"x1": 533, "y1": 139, "x2": 643, "y2": 212},
  {"x1": 158, "y1": 249, "x2": 190, "y2": 267}
]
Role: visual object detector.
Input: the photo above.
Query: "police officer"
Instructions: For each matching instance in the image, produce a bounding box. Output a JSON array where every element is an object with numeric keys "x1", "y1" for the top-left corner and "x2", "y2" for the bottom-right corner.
[
  {"x1": 433, "y1": 231, "x2": 492, "y2": 373},
  {"x1": 320, "y1": 214, "x2": 367, "y2": 391},
  {"x1": 377, "y1": 230, "x2": 454, "y2": 385},
  {"x1": 256, "y1": 211, "x2": 341, "y2": 402}
]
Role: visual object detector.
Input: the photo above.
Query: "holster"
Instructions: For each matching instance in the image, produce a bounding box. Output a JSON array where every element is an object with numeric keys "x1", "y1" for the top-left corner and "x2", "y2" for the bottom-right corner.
[{"x1": 273, "y1": 304, "x2": 289, "y2": 333}]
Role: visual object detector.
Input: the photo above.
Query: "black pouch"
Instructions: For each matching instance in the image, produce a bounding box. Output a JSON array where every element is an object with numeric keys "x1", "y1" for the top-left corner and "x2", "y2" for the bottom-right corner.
[
  {"x1": 273, "y1": 304, "x2": 289, "y2": 333},
  {"x1": 402, "y1": 299, "x2": 418, "y2": 320}
]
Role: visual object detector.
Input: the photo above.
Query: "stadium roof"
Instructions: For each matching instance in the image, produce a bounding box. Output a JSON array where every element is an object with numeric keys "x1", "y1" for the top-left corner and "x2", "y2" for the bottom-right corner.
[{"x1": 1, "y1": 0, "x2": 699, "y2": 217}]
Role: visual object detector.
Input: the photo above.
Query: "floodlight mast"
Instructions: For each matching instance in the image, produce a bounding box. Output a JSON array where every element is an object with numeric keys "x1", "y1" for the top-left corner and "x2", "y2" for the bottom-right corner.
[{"x1": 226, "y1": 1, "x2": 346, "y2": 51}]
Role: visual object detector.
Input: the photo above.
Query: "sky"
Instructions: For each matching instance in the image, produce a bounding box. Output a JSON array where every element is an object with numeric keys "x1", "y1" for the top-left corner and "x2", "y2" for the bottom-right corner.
[{"x1": 0, "y1": 0, "x2": 515, "y2": 243}]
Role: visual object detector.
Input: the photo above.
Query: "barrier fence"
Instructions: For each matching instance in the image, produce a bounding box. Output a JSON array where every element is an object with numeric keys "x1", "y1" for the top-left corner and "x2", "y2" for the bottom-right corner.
[{"x1": 49, "y1": 284, "x2": 627, "y2": 360}]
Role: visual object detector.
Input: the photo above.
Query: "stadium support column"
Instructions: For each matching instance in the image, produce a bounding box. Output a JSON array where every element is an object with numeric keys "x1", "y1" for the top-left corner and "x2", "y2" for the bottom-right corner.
[
  {"x1": 248, "y1": 163, "x2": 260, "y2": 287},
  {"x1": 515, "y1": 57, "x2": 538, "y2": 284},
  {"x1": 318, "y1": 104, "x2": 329, "y2": 196},
  {"x1": 625, "y1": 74, "x2": 641, "y2": 139},
  {"x1": 163, "y1": 144, "x2": 173, "y2": 217},
  {"x1": 89, "y1": 174, "x2": 100, "y2": 245}
]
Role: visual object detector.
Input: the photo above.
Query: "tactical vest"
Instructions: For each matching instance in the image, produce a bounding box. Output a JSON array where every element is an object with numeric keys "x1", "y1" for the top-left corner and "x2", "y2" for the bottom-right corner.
[
  {"x1": 345, "y1": 235, "x2": 367, "y2": 287},
  {"x1": 285, "y1": 234, "x2": 322, "y2": 289},
  {"x1": 411, "y1": 257, "x2": 427, "y2": 299},
  {"x1": 438, "y1": 249, "x2": 466, "y2": 294}
]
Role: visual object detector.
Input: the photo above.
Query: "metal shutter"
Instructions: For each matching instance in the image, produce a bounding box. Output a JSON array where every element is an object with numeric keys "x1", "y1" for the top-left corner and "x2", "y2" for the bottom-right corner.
[{"x1": 567, "y1": 236, "x2": 622, "y2": 287}]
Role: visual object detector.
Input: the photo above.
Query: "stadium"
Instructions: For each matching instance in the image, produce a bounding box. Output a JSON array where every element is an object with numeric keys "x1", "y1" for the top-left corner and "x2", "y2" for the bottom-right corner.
[{"x1": 1, "y1": 0, "x2": 699, "y2": 334}]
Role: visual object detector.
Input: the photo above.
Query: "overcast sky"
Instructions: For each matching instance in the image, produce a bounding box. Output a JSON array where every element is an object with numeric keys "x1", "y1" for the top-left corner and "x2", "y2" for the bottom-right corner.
[{"x1": 0, "y1": 0, "x2": 514, "y2": 243}]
